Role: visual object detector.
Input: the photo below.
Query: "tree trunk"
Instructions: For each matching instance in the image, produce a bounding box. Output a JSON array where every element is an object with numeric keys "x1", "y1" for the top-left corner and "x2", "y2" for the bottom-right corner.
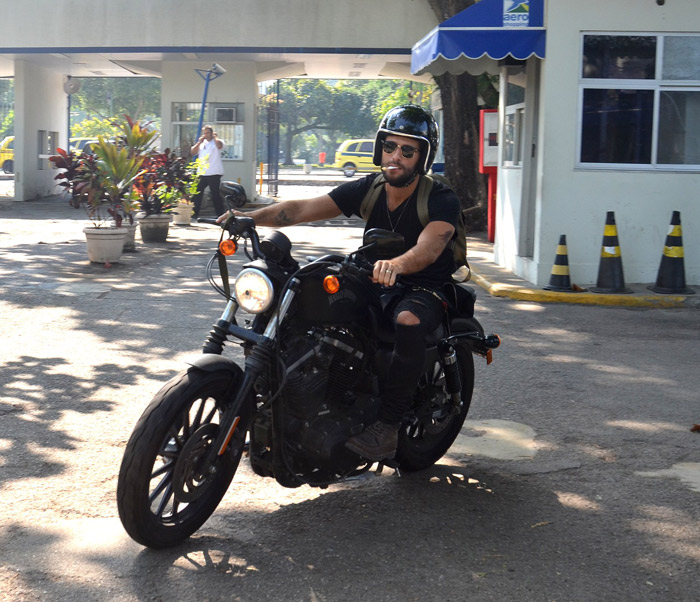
[
  {"x1": 427, "y1": 0, "x2": 488, "y2": 232},
  {"x1": 434, "y1": 71, "x2": 487, "y2": 231}
]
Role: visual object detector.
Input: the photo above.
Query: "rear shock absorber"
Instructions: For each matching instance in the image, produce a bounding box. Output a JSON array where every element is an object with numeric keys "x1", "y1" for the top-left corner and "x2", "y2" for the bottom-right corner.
[{"x1": 438, "y1": 342, "x2": 462, "y2": 406}]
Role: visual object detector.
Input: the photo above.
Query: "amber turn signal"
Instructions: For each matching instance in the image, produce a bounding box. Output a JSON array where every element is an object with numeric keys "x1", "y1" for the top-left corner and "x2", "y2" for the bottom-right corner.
[
  {"x1": 323, "y1": 275, "x2": 340, "y2": 294},
  {"x1": 219, "y1": 239, "x2": 237, "y2": 256}
]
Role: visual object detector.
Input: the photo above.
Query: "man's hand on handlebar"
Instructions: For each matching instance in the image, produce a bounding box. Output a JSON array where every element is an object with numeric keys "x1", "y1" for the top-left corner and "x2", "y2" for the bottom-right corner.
[
  {"x1": 216, "y1": 209, "x2": 244, "y2": 224},
  {"x1": 372, "y1": 259, "x2": 399, "y2": 286}
]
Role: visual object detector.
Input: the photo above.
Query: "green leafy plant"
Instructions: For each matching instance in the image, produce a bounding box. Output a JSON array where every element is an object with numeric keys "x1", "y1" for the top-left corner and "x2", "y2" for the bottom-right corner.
[
  {"x1": 134, "y1": 149, "x2": 194, "y2": 215},
  {"x1": 91, "y1": 136, "x2": 146, "y2": 225},
  {"x1": 52, "y1": 116, "x2": 195, "y2": 225},
  {"x1": 51, "y1": 127, "x2": 147, "y2": 227},
  {"x1": 114, "y1": 115, "x2": 159, "y2": 156}
]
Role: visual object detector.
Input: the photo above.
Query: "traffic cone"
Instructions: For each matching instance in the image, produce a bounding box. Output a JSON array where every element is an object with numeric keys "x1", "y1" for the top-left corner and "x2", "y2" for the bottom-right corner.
[
  {"x1": 591, "y1": 211, "x2": 632, "y2": 294},
  {"x1": 543, "y1": 235, "x2": 579, "y2": 292},
  {"x1": 648, "y1": 211, "x2": 695, "y2": 294}
]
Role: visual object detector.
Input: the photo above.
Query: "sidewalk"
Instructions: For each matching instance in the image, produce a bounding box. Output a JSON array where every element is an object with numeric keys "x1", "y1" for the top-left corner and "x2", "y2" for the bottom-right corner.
[
  {"x1": 1, "y1": 195, "x2": 698, "y2": 308},
  {"x1": 467, "y1": 232, "x2": 699, "y2": 309}
]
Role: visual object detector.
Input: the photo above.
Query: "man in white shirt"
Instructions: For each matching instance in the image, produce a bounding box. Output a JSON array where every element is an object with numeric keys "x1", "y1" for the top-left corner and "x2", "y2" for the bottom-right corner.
[{"x1": 190, "y1": 125, "x2": 225, "y2": 217}]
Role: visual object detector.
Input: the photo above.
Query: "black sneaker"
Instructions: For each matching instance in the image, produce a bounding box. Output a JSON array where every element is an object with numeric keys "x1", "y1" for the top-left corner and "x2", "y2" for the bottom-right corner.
[{"x1": 345, "y1": 420, "x2": 399, "y2": 461}]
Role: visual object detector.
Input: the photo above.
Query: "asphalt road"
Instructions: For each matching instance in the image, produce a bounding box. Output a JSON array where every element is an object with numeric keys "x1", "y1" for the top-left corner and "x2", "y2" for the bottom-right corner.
[{"x1": 1, "y1": 199, "x2": 699, "y2": 601}]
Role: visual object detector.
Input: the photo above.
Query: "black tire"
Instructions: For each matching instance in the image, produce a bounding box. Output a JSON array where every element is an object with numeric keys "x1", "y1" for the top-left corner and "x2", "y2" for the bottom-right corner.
[
  {"x1": 2, "y1": 160, "x2": 12, "y2": 174},
  {"x1": 395, "y1": 348, "x2": 475, "y2": 471},
  {"x1": 117, "y1": 368, "x2": 249, "y2": 548},
  {"x1": 342, "y1": 163, "x2": 356, "y2": 177}
]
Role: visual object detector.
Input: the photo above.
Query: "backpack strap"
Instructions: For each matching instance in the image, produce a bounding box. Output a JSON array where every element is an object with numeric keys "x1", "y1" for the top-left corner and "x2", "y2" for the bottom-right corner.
[
  {"x1": 359, "y1": 173, "x2": 386, "y2": 221},
  {"x1": 415, "y1": 174, "x2": 434, "y2": 227}
]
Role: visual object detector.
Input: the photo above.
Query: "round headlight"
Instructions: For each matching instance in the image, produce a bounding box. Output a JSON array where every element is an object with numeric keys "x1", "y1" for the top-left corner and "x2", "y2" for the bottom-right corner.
[{"x1": 233, "y1": 268, "x2": 274, "y2": 313}]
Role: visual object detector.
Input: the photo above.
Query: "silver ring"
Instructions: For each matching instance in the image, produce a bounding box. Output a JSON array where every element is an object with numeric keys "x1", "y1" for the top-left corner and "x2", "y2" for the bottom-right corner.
[{"x1": 386, "y1": 269, "x2": 392, "y2": 273}]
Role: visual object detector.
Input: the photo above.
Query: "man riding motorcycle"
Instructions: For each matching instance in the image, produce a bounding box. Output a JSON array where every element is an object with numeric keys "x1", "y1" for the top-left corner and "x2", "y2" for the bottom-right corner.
[{"x1": 220, "y1": 104, "x2": 462, "y2": 461}]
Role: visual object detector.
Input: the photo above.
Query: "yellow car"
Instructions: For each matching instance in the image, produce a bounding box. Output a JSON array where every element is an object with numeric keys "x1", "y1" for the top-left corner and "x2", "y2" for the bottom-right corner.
[
  {"x1": 332, "y1": 138, "x2": 380, "y2": 177},
  {"x1": 0, "y1": 136, "x2": 13, "y2": 174},
  {"x1": 70, "y1": 137, "x2": 99, "y2": 156}
]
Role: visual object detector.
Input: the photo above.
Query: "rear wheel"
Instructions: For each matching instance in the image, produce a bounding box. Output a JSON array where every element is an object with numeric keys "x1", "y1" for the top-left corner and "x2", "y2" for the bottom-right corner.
[
  {"x1": 2, "y1": 160, "x2": 12, "y2": 174},
  {"x1": 395, "y1": 348, "x2": 474, "y2": 471},
  {"x1": 117, "y1": 368, "x2": 249, "y2": 548},
  {"x1": 342, "y1": 163, "x2": 357, "y2": 177}
]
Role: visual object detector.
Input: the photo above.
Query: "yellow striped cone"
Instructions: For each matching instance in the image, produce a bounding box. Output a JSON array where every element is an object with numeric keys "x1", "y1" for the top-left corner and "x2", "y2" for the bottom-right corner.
[
  {"x1": 648, "y1": 211, "x2": 695, "y2": 295},
  {"x1": 592, "y1": 211, "x2": 632, "y2": 294},
  {"x1": 544, "y1": 235, "x2": 579, "y2": 292}
]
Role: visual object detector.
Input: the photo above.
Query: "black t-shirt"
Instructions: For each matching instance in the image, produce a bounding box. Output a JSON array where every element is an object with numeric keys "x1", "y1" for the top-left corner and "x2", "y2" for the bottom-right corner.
[{"x1": 329, "y1": 173, "x2": 460, "y2": 288}]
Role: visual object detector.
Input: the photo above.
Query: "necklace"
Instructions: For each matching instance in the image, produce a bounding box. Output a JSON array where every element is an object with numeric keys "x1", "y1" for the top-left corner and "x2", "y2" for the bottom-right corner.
[{"x1": 386, "y1": 194, "x2": 413, "y2": 232}]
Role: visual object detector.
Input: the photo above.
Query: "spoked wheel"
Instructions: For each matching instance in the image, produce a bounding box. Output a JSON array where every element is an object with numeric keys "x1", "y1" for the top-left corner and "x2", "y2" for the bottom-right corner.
[
  {"x1": 117, "y1": 368, "x2": 250, "y2": 548},
  {"x1": 395, "y1": 348, "x2": 475, "y2": 471}
]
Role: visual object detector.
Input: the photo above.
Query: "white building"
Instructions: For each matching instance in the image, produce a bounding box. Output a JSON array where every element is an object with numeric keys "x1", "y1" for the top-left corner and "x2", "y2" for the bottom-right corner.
[
  {"x1": 414, "y1": 0, "x2": 700, "y2": 286},
  {"x1": 0, "y1": 0, "x2": 434, "y2": 203}
]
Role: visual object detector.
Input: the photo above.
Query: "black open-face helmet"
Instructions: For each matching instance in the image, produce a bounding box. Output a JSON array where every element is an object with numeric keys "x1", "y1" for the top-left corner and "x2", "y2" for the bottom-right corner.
[{"x1": 373, "y1": 104, "x2": 439, "y2": 174}]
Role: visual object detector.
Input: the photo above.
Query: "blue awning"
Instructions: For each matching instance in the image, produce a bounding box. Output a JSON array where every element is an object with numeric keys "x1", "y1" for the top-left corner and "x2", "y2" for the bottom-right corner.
[{"x1": 412, "y1": 0, "x2": 546, "y2": 76}]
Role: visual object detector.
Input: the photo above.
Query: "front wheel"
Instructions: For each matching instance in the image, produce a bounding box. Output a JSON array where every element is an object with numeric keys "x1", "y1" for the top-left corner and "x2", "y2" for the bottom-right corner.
[
  {"x1": 395, "y1": 348, "x2": 475, "y2": 471},
  {"x1": 117, "y1": 367, "x2": 250, "y2": 548}
]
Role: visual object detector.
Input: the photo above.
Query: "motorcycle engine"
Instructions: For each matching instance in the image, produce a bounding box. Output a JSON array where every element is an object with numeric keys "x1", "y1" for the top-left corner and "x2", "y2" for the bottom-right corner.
[{"x1": 282, "y1": 326, "x2": 379, "y2": 469}]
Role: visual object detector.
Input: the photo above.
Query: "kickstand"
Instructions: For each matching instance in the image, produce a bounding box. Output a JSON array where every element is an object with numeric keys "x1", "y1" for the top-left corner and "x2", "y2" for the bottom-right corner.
[{"x1": 375, "y1": 458, "x2": 401, "y2": 477}]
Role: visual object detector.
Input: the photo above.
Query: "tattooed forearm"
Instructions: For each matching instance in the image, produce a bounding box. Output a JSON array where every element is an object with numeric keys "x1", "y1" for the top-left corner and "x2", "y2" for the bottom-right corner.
[{"x1": 273, "y1": 209, "x2": 294, "y2": 226}]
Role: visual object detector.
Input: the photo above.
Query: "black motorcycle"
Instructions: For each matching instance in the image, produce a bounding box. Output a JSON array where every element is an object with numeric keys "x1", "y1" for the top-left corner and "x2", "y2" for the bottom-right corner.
[{"x1": 117, "y1": 211, "x2": 500, "y2": 548}]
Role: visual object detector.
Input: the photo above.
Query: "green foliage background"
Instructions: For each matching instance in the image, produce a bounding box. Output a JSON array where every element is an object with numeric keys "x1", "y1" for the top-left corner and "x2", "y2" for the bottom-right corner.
[{"x1": 271, "y1": 78, "x2": 434, "y2": 164}]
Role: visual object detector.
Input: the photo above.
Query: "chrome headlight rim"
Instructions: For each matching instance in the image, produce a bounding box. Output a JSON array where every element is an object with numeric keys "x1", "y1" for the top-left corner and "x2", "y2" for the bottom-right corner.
[{"x1": 233, "y1": 268, "x2": 274, "y2": 314}]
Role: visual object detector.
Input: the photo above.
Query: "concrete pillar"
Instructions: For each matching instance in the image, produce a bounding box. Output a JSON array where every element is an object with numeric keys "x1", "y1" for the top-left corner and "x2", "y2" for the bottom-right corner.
[{"x1": 14, "y1": 60, "x2": 66, "y2": 201}]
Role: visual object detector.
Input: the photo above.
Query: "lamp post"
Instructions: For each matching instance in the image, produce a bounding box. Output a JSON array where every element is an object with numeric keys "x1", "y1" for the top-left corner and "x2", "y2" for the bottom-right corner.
[{"x1": 195, "y1": 63, "x2": 226, "y2": 141}]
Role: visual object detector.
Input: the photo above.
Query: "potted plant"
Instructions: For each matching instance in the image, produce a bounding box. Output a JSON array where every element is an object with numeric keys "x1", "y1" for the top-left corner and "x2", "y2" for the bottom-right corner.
[
  {"x1": 51, "y1": 144, "x2": 134, "y2": 264},
  {"x1": 171, "y1": 162, "x2": 199, "y2": 226},
  {"x1": 133, "y1": 150, "x2": 189, "y2": 242},
  {"x1": 113, "y1": 115, "x2": 159, "y2": 246},
  {"x1": 90, "y1": 137, "x2": 146, "y2": 252}
]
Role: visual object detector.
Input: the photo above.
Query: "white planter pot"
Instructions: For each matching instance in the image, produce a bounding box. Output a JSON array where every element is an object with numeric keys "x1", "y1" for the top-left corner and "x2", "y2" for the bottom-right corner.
[
  {"x1": 122, "y1": 222, "x2": 138, "y2": 251},
  {"x1": 139, "y1": 214, "x2": 172, "y2": 243},
  {"x1": 172, "y1": 203, "x2": 192, "y2": 226},
  {"x1": 107, "y1": 220, "x2": 137, "y2": 251},
  {"x1": 83, "y1": 227, "x2": 127, "y2": 263},
  {"x1": 303, "y1": 163, "x2": 313, "y2": 174}
]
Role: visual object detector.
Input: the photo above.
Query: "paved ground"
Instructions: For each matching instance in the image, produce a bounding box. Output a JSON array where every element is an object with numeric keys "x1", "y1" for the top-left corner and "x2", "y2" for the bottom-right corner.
[{"x1": 1, "y1": 185, "x2": 699, "y2": 601}]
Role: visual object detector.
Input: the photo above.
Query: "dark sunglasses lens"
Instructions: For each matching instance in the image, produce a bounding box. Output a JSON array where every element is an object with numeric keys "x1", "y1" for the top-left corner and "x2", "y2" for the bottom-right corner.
[{"x1": 382, "y1": 140, "x2": 417, "y2": 158}]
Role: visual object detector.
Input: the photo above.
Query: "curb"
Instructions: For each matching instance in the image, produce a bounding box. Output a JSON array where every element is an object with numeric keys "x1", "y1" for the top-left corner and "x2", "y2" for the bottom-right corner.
[{"x1": 470, "y1": 268, "x2": 698, "y2": 309}]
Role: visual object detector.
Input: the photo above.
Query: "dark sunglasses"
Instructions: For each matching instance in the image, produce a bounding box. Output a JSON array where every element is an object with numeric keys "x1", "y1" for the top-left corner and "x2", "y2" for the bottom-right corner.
[{"x1": 381, "y1": 140, "x2": 419, "y2": 159}]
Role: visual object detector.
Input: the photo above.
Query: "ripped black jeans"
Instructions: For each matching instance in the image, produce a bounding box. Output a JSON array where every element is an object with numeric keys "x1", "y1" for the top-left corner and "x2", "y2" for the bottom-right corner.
[{"x1": 373, "y1": 285, "x2": 446, "y2": 424}]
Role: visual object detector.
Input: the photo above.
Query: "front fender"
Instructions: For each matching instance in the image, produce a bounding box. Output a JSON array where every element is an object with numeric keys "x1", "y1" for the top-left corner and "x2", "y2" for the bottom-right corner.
[{"x1": 186, "y1": 354, "x2": 243, "y2": 377}]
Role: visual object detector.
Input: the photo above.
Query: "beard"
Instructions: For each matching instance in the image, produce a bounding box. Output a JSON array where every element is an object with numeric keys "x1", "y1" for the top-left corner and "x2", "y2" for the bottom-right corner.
[{"x1": 381, "y1": 163, "x2": 418, "y2": 187}]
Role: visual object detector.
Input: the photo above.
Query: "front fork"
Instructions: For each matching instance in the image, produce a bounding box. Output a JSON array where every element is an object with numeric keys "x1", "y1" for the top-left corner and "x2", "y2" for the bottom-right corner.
[{"x1": 203, "y1": 278, "x2": 300, "y2": 469}]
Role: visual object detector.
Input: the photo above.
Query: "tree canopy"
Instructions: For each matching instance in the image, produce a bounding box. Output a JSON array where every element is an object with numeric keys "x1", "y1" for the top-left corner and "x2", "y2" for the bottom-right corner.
[
  {"x1": 271, "y1": 78, "x2": 434, "y2": 164},
  {"x1": 70, "y1": 77, "x2": 161, "y2": 122}
]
